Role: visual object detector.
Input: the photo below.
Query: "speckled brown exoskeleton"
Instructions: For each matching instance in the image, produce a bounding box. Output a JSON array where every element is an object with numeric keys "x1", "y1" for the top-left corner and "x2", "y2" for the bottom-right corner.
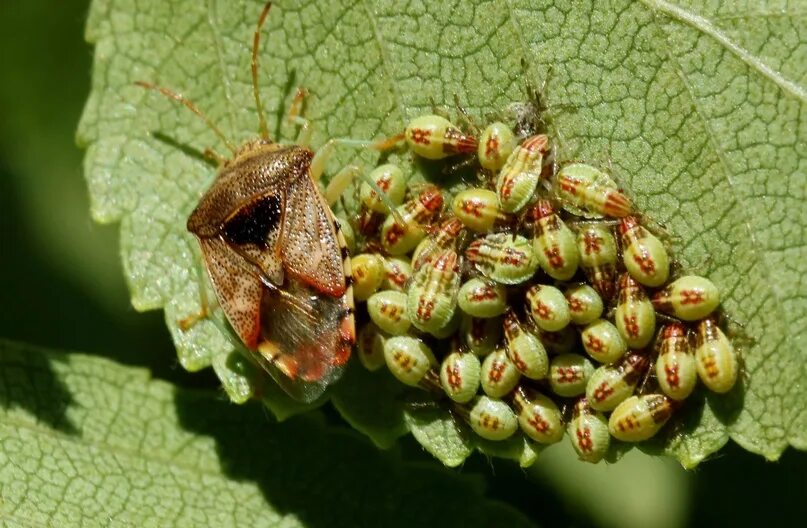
[{"x1": 136, "y1": 1, "x2": 383, "y2": 402}]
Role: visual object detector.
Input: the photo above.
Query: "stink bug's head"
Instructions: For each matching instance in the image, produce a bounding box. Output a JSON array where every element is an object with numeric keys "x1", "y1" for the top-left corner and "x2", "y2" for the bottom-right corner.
[
  {"x1": 186, "y1": 144, "x2": 312, "y2": 237},
  {"x1": 660, "y1": 322, "x2": 687, "y2": 340},
  {"x1": 618, "y1": 215, "x2": 640, "y2": 236}
]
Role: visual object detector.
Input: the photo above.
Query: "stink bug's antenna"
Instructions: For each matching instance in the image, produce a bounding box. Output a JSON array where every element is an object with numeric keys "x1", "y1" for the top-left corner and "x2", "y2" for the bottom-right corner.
[
  {"x1": 135, "y1": 81, "x2": 237, "y2": 154},
  {"x1": 252, "y1": 1, "x2": 272, "y2": 141}
]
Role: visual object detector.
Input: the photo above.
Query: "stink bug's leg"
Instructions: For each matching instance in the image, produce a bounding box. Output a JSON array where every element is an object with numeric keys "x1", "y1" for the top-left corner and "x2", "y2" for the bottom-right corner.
[
  {"x1": 287, "y1": 87, "x2": 314, "y2": 147},
  {"x1": 179, "y1": 243, "x2": 217, "y2": 331},
  {"x1": 325, "y1": 164, "x2": 404, "y2": 225},
  {"x1": 251, "y1": 0, "x2": 273, "y2": 140},
  {"x1": 441, "y1": 155, "x2": 479, "y2": 177},
  {"x1": 373, "y1": 133, "x2": 406, "y2": 152},
  {"x1": 289, "y1": 115, "x2": 313, "y2": 147},
  {"x1": 324, "y1": 164, "x2": 362, "y2": 205},
  {"x1": 452, "y1": 94, "x2": 480, "y2": 135},
  {"x1": 310, "y1": 138, "x2": 375, "y2": 181},
  {"x1": 420, "y1": 370, "x2": 444, "y2": 394},
  {"x1": 134, "y1": 81, "x2": 237, "y2": 155},
  {"x1": 288, "y1": 87, "x2": 307, "y2": 121},
  {"x1": 656, "y1": 312, "x2": 683, "y2": 325},
  {"x1": 310, "y1": 137, "x2": 402, "y2": 213},
  {"x1": 203, "y1": 148, "x2": 227, "y2": 166}
]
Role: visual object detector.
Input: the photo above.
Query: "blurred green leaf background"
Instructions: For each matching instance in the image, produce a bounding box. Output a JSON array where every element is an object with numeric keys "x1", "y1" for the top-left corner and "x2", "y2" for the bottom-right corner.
[{"x1": 0, "y1": 0, "x2": 804, "y2": 526}]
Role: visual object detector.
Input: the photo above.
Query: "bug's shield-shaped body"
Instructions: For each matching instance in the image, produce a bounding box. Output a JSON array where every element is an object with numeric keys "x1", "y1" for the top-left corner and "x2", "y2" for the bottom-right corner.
[{"x1": 188, "y1": 142, "x2": 354, "y2": 402}]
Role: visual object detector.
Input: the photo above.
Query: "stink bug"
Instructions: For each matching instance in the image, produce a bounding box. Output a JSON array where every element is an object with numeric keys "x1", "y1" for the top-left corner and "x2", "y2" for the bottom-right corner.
[
  {"x1": 568, "y1": 398, "x2": 610, "y2": 463},
  {"x1": 377, "y1": 114, "x2": 478, "y2": 160},
  {"x1": 619, "y1": 216, "x2": 670, "y2": 287},
  {"x1": 695, "y1": 317, "x2": 739, "y2": 394},
  {"x1": 525, "y1": 284, "x2": 571, "y2": 332},
  {"x1": 503, "y1": 311, "x2": 549, "y2": 380},
  {"x1": 451, "y1": 188, "x2": 514, "y2": 233},
  {"x1": 581, "y1": 319, "x2": 627, "y2": 364},
  {"x1": 407, "y1": 249, "x2": 461, "y2": 335},
  {"x1": 384, "y1": 336, "x2": 439, "y2": 388},
  {"x1": 480, "y1": 347, "x2": 522, "y2": 398},
  {"x1": 467, "y1": 396, "x2": 519, "y2": 441},
  {"x1": 466, "y1": 233, "x2": 539, "y2": 285},
  {"x1": 608, "y1": 394, "x2": 675, "y2": 442},
  {"x1": 549, "y1": 353, "x2": 594, "y2": 397},
  {"x1": 529, "y1": 200, "x2": 580, "y2": 281},
  {"x1": 511, "y1": 385, "x2": 565, "y2": 444},
  {"x1": 478, "y1": 121, "x2": 517, "y2": 171},
  {"x1": 586, "y1": 352, "x2": 650, "y2": 411},
  {"x1": 576, "y1": 225, "x2": 618, "y2": 302},
  {"x1": 615, "y1": 273, "x2": 657, "y2": 349},
  {"x1": 655, "y1": 322, "x2": 697, "y2": 401},
  {"x1": 440, "y1": 349, "x2": 482, "y2": 403},
  {"x1": 380, "y1": 185, "x2": 444, "y2": 255},
  {"x1": 651, "y1": 275, "x2": 721, "y2": 321},
  {"x1": 457, "y1": 278, "x2": 508, "y2": 318},
  {"x1": 138, "y1": 2, "x2": 373, "y2": 402},
  {"x1": 495, "y1": 134, "x2": 549, "y2": 213},
  {"x1": 553, "y1": 163, "x2": 632, "y2": 218}
]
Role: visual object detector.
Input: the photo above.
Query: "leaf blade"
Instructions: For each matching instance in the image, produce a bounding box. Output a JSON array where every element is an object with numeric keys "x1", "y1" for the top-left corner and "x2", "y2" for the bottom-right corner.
[
  {"x1": 0, "y1": 340, "x2": 535, "y2": 527},
  {"x1": 77, "y1": 0, "x2": 807, "y2": 466}
]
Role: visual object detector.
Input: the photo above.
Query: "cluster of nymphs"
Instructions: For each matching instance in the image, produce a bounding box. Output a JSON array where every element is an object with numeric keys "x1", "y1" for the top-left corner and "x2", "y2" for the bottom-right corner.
[{"x1": 340, "y1": 112, "x2": 739, "y2": 463}]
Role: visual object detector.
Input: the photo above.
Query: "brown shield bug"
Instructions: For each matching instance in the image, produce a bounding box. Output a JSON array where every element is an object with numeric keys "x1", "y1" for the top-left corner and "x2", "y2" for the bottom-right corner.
[{"x1": 136, "y1": 2, "x2": 382, "y2": 402}]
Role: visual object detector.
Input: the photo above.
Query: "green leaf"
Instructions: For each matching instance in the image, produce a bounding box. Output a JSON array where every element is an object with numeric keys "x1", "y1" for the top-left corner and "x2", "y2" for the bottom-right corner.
[
  {"x1": 0, "y1": 339, "x2": 535, "y2": 527},
  {"x1": 78, "y1": 0, "x2": 806, "y2": 467}
]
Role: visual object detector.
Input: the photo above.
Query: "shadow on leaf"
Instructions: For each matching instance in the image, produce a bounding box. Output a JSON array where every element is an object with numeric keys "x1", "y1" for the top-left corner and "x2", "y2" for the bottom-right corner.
[
  {"x1": 173, "y1": 389, "x2": 534, "y2": 528},
  {"x1": 0, "y1": 340, "x2": 78, "y2": 434}
]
